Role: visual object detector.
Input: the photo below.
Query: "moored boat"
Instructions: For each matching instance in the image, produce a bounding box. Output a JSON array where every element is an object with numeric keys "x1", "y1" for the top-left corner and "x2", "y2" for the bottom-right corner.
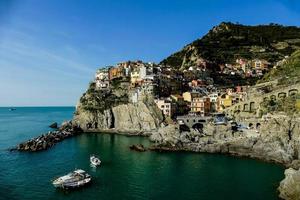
[
  {"x1": 90, "y1": 155, "x2": 101, "y2": 167},
  {"x1": 52, "y1": 169, "x2": 91, "y2": 189}
]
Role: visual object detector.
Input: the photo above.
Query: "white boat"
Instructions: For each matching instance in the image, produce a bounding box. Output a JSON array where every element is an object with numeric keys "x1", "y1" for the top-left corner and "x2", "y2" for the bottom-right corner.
[
  {"x1": 52, "y1": 169, "x2": 91, "y2": 189},
  {"x1": 90, "y1": 155, "x2": 101, "y2": 167}
]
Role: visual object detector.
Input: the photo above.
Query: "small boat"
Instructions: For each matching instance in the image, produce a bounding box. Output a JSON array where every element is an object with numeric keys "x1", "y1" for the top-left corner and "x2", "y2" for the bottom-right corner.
[
  {"x1": 90, "y1": 155, "x2": 101, "y2": 167},
  {"x1": 9, "y1": 108, "x2": 16, "y2": 111},
  {"x1": 52, "y1": 169, "x2": 91, "y2": 189}
]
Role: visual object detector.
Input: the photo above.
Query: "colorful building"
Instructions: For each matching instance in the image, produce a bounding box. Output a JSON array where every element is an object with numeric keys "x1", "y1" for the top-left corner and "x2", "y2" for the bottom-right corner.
[
  {"x1": 109, "y1": 66, "x2": 124, "y2": 80},
  {"x1": 190, "y1": 96, "x2": 211, "y2": 116},
  {"x1": 182, "y1": 91, "x2": 201, "y2": 102},
  {"x1": 154, "y1": 98, "x2": 174, "y2": 118},
  {"x1": 218, "y1": 94, "x2": 233, "y2": 111},
  {"x1": 130, "y1": 70, "x2": 141, "y2": 85}
]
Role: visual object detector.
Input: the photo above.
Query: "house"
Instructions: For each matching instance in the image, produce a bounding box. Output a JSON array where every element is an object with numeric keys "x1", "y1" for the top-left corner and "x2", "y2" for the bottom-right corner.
[
  {"x1": 209, "y1": 93, "x2": 218, "y2": 103},
  {"x1": 218, "y1": 94, "x2": 233, "y2": 111},
  {"x1": 182, "y1": 91, "x2": 201, "y2": 102},
  {"x1": 95, "y1": 68, "x2": 110, "y2": 89},
  {"x1": 190, "y1": 79, "x2": 207, "y2": 87},
  {"x1": 170, "y1": 94, "x2": 184, "y2": 102},
  {"x1": 252, "y1": 59, "x2": 270, "y2": 70},
  {"x1": 170, "y1": 94, "x2": 188, "y2": 116},
  {"x1": 154, "y1": 98, "x2": 174, "y2": 118},
  {"x1": 95, "y1": 68, "x2": 109, "y2": 81},
  {"x1": 109, "y1": 66, "x2": 124, "y2": 80},
  {"x1": 209, "y1": 93, "x2": 219, "y2": 112},
  {"x1": 130, "y1": 69, "x2": 141, "y2": 85},
  {"x1": 190, "y1": 96, "x2": 210, "y2": 116},
  {"x1": 95, "y1": 80, "x2": 110, "y2": 89}
]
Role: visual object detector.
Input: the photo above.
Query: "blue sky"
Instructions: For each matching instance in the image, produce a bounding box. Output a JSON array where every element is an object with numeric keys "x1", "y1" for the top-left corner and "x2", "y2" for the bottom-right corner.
[{"x1": 0, "y1": 0, "x2": 299, "y2": 106}]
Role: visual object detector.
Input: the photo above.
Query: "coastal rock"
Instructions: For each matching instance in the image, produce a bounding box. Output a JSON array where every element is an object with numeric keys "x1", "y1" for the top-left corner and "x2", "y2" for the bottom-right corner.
[
  {"x1": 49, "y1": 122, "x2": 58, "y2": 129},
  {"x1": 129, "y1": 144, "x2": 147, "y2": 152},
  {"x1": 112, "y1": 102, "x2": 161, "y2": 132},
  {"x1": 73, "y1": 99, "x2": 163, "y2": 134},
  {"x1": 151, "y1": 115, "x2": 300, "y2": 166},
  {"x1": 278, "y1": 168, "x2": 300, "y2": 200},
  {"x1": 150, "y1": 124, "x2": 181, "y2": 146},
  {"x1": 16, "y1": 121, "x2": 82, "y2": 152}
]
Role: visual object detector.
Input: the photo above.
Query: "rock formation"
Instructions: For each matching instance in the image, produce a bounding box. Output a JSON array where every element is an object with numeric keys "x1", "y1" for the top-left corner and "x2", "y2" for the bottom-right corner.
[
  {"x1": 16, "y1": 121, "x2": 82, "y2": 152},
  {"x1": 73, "y1": 99, "x2": 163, "y2": 134},
  {"x1": 151, "y1": 115, "x2": 300, "y2": 164},
  {"x1": 149, "y1": 115, "x2": 300, "y2": 199},
  {"x1": 279, "y1": 168, "x2": 300, "y2": 200}
]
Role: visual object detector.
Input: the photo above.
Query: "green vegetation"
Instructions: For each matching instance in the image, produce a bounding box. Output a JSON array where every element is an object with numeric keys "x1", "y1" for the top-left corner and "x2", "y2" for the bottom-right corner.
[
  {"x1": 161, "y1": 22, "x2": 300, "y2": 68},
  {"x1": 80, "y1": 82, "x2": 128, "y2": 113},
  {"x1": 260, "y1": 94, "x2": 300, "y2": 116},
  {"x1": 259, "y1": 50, "x2": 300, "y2": 85}
]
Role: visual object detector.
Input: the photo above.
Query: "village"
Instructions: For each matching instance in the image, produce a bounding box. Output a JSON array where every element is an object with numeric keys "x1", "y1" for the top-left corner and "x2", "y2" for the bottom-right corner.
[{"x1": 93, "y1": 58, "x2": 281, "y2": 127}]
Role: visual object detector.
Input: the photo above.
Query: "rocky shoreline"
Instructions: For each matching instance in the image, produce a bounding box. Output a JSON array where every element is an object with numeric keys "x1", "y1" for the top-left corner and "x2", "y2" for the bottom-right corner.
[
  {"x1": 13, "y1": 121, "x2": 83, "y2": 152},
  {"x1": 12, "y1": 114, "x2": 300, "y2": 199}
]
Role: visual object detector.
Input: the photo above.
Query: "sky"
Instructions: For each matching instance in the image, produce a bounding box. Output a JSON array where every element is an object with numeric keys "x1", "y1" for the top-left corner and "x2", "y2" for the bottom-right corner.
[{"x1": 0, "y1": 0, "x2": 299, "y2": 106}]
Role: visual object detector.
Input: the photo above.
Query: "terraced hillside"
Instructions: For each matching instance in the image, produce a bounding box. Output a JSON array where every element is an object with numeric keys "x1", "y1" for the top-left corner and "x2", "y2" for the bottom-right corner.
[{"x1": 161, "y1": 22, "x2": 300, "y2": 69}]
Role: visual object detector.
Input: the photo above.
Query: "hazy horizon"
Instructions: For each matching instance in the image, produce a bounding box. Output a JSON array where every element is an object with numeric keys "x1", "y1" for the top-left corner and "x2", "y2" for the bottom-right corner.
[{"x1": 0, "y1": 0, "x2": 300, "y2": 106}]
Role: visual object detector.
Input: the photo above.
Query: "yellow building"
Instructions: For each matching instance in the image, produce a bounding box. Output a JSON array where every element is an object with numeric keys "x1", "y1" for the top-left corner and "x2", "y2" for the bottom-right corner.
[
  {"x1": 182, "y1": 91, "x2": 200, "y2": 102},
  {"x1": 170, "y1": 94, "x2": 184, "y2": 102},
  {"x1": 130, "y1": 70, "x2": 140, "y2": 84},
  {"x1": 218, "y1": 94, "x2": 232, "y2": 111}
]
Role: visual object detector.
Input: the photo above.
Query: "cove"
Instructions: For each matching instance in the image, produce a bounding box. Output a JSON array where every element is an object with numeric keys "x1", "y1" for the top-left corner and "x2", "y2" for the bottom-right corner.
[{"x1": 0, "y1": 107, "x2": 284, "y2": 200}]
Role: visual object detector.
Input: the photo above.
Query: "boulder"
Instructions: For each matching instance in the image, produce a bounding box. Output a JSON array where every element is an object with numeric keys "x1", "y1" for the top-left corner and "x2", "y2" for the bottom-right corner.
[
  {"x1": 49, "y1": 122, "x2": 58, "y2": 129},
  {"x1": 278, "y1": 168, "x2": 300, "y2": 200},
  {"x1": 129, "y1": 144, "x2": 147, "y2": 152}
]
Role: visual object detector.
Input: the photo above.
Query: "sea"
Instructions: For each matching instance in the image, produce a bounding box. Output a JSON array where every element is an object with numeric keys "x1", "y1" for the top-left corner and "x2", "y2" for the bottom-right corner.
[{"x1": 0, "y1": 107, "x2": 284, "y2": 200}]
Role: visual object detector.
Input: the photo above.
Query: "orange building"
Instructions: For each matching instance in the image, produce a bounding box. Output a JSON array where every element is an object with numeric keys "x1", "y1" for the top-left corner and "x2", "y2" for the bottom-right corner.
[
  {"x1": 109, "y1": 66, "x2": 124, "y2": 80},
  {"x1": 190, "y1": 97, "x2": 211, "y2": 116}
]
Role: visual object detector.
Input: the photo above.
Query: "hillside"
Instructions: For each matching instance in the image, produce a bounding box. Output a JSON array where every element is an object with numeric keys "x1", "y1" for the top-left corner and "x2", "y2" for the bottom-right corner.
[
  {"x1": 259, "y1": 50, "x2": 300, "y2": 85},
  {"x1": 161, "y1": 22, "x2": 300, "y2": 69}
]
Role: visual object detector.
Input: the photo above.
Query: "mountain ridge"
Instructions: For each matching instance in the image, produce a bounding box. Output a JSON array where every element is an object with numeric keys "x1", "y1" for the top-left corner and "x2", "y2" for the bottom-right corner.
[{"x1": 160, "y1": 22, "x2": 300, "y2": 69}]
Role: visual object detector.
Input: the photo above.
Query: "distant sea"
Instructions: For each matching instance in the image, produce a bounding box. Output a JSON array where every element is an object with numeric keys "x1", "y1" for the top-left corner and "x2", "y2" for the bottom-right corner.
[{"x1": 0, "y1": 107, "x2": 284, "y2": 200}]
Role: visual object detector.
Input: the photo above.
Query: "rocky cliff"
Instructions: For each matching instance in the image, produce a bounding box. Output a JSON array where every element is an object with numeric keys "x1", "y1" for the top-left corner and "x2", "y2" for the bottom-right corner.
[
  {"x1": 72, "y1": 76, "x2": 163, "y2": 134},
  {"x1": 151, "y1": 115, "x2": 300, "y2": 165},
  {"x1": 73, "y1": 101, "x2": 163, "y2": 134},
  {"x1": 279, "y1": 168, "x2": 300, "y2": 200},
  {"x1": 150, "y1": 115, "x2": 300, "y2": 199}
]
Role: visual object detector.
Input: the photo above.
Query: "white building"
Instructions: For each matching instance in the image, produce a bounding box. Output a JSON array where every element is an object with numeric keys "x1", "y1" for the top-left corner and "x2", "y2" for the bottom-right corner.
[
  {"x1": 96, "y1": 80, "x2": 110, "y2": 89},
  {"x1": 209, "y1": 93, "x2": 218, "y2": 103},
  {"x1": 95, "y1": 68, "x2": 109, "y2": 81},
  {"x1": 154, "y1": 98, "x2": 174, "y2": 118}
]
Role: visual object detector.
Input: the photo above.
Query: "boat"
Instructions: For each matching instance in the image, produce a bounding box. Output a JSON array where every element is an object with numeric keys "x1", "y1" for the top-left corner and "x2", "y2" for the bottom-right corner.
[
  {"x1": 90, "y1": 155, "x2": 101, "y2": 167},
  {"x1": 8, "y1": 108, "x2": 16, "y2": 111},
  {"x1": 52, "y1": 169, "x2": 91, "y2": 189}
]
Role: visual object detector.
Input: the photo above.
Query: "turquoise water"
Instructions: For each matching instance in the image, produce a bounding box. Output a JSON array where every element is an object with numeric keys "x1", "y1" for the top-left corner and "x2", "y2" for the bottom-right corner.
[{"x1": 0, "y1": 107, "x2": 284, "y2": 200}]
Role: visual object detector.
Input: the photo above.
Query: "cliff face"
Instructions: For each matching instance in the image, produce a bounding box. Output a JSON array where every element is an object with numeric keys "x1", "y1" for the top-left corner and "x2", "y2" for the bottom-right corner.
[
  {"x1": 279, "y1": 168, "x2": 300, "y2": 200},
  {"x1": 73, "y1": 75, "x2": 163, "y2": 134},
  {"x1": 111, "y1": 101, "x2": 162, "y2": 132},
  {"x1": 150, "y1": 115, "x2": 300, "y2": 200},
  {"x1": 73, "y1": 100, "x2": 163, "y2": 134},
  {"x1": 151, "y1": 115, "x2": 300, "y2": 165}
]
